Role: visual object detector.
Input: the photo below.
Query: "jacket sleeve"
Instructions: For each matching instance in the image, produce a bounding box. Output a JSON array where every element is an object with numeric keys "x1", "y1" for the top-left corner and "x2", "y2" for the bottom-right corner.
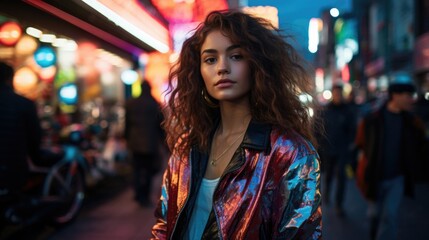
[
  {"x1": 272, "y1": 150, "x2": 322, "y2": 240},
  {"x1": 151, "y1": 155, "x2": 172, "y2": 239}
]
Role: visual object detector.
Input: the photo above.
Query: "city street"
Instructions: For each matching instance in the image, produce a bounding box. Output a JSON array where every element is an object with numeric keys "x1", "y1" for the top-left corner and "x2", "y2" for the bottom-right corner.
[
  {"x1": 3, "y1": 170, "x2": 428, "y2": 240},
  {"x1": 0, "y1": 0, "x2": 428, "y2": 239},
  {"x1": 323, "y1": 179, "x2": 429, "y2": 240}
]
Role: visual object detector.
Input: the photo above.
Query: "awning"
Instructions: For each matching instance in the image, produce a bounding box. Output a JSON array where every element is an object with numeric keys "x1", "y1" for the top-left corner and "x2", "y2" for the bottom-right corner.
[{"x1": 0, "y1": 0, "x2": 171, "y2": 60}]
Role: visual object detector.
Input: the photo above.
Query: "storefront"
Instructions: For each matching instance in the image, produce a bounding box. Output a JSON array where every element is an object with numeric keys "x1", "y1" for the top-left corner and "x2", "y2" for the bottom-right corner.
[
  {"x1": 0, "y1": 0, "x2": 174, "y2": 157},
  {"x1": 0, "y1": 0, "x2": 171, "y2": 123}
]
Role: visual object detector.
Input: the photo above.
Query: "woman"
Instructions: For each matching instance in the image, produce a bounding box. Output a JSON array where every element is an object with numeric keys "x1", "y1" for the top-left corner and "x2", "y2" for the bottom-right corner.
[{"x1": 152, "y1": 10, "x2": 322, "y2": 239}]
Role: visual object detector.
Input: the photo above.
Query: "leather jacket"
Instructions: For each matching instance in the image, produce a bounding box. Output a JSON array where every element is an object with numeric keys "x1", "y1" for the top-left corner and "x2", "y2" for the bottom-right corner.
[{"x1": 152, "y1": 121, "x2": 322, "y2": 239}]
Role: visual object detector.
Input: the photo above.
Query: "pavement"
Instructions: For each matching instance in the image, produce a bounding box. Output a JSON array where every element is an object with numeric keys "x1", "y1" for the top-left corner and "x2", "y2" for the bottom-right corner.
[
  {"x1": 2, "y1": 169, "x2": 429, "y2": 239},
  {"x1": 323, "y1": 177, "x2": 429, "y2": 240}
]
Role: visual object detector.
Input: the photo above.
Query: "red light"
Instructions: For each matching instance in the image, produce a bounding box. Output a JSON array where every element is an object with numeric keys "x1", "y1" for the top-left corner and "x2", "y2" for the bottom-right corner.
[
  {"x1": 341, "y1": 64, "x2": 350, "y2": 83},
  {"x1": 0, "y1": 21, "x2": 22, "y2": 46}
]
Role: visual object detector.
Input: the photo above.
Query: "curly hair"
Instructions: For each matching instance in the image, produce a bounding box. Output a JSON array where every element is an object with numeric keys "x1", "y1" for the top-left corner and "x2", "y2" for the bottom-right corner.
[{"x1": 164, "y1": 10, "x2": 318, "y2": 158}]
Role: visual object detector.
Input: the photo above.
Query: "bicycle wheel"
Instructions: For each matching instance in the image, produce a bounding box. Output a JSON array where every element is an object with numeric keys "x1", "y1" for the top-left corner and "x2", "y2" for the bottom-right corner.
[{"x1": 43, "y1": 160, "x2": 86, "y2": 226}]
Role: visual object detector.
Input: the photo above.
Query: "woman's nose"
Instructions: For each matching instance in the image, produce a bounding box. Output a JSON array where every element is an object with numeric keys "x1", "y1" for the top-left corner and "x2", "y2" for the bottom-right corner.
[{"x1": 217, "y1": 58, "x2": 230, "y2": 75}]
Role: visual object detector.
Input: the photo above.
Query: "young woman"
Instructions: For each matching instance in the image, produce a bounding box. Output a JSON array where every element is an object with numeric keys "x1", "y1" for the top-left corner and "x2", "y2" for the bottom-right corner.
[{"x1": 152, "y1": 10, "x2": 322, "y2": 239}]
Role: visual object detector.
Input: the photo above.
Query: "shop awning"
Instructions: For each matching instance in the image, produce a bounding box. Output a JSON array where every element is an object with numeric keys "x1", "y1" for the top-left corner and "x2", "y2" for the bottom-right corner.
[{"x1": 0, "y1": 0, "x2": 171, "y2": 60}]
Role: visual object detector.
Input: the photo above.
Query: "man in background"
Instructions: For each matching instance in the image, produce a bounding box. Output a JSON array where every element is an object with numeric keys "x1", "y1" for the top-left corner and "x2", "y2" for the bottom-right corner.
[
  {"x1": 355, "y1": 82, "x2": 428, "y2": 240},
  {"x1": 124, "y1": 81, "x2": 165, "y2": 207},
  {"x1": 319, "y1": 84, "x2": 355, "y2": 217},
  {"x1": 0, "y1": 61, "x2": 42, "y2": 202}
]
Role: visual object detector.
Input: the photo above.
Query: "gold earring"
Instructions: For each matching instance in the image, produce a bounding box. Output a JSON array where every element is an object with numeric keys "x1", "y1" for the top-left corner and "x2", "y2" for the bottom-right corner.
[{"x1": 201, "y1": 89, "x2": 219, "y2": 108}]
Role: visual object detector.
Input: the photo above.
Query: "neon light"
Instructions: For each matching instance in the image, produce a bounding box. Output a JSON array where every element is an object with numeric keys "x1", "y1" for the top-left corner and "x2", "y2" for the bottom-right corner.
[
  {"x1": 24, "y1": 0, "x2": 147, "y2": 54},
  {"x1": 34, "y1": 46, "x2": 56, "y2": 68},
  {"x1": 39, "y1": 34, "x2": 56, "y2": 43},
  {"x1": 342, "y1": 64, "x2": 350, "y2": 83},
  {"x1": 81, "y1": 0, "x2": 170, "y2": 53},
  {"x1": 315, "y1": 68, "x2": 324, "y2": 92},
  {"x1": 25, "y1": 27, "x2": 42, "y2": 38},
  {"x1": 59, "y1": 83, "x2": 78, "y2": 105},
  {"x1": 0, "y1": 21, "x2": 22, "y2": 46},
  {"x1": 308, "y1": 18, "x2": 321, "y2": 53},
  {"x1": 121, "y1": 69, "x2": 139, "y2": 85}
]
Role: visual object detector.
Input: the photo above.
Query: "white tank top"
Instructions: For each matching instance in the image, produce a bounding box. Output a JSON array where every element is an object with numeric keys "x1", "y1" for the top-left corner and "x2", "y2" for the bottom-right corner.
[{"x1": 186, "y1": 177, "x2": 220, "y2": 240}]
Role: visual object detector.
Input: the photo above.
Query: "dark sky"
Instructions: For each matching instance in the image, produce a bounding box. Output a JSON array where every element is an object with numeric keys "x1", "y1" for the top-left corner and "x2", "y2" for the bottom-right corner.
[{"x1": 248, "y1": 0, "x2": 352, "y2": 61}]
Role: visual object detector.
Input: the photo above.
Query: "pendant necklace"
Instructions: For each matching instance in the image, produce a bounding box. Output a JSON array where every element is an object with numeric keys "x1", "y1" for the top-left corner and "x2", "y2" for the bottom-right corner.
[{"x1": 210, "y1": 130, "x2": 246, "y2": 166}]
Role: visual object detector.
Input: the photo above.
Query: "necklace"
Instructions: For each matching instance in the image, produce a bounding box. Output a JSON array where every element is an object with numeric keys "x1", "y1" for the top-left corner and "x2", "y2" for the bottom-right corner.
[{"x1": 210, "y1": 129, "x2": 246, "y2": 166}]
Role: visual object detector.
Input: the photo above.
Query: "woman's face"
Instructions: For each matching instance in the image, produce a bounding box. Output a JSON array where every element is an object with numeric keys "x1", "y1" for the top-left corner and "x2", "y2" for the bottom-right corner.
[{"x1": 200, "y1": 30, "x2": 251, "y2": 104}]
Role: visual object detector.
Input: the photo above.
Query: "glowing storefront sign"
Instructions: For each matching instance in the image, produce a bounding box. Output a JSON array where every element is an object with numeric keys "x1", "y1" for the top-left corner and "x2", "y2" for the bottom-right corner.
[{"x1": 81, "y1": 0, "x2": 170, "y2": 53}]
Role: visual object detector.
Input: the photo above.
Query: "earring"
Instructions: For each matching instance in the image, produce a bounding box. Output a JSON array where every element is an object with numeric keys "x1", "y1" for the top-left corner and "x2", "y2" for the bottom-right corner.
[{"x1": 201, "y1": 89, "x2": 219, "y2": 108}]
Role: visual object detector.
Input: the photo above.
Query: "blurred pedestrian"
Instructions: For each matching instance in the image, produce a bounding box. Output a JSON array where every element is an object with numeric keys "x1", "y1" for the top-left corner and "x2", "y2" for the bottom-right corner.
[
  {"x1": 355, "y1": 82, "x2": 428, "y2": 240},
  {"x1": 319, "y1": 84, "x2": 355, "y2": 217},
  {"x1": 413, "y1": 72, "x2": 429, "y2": 182},
  {"x1": 124, "y1": 81, "x2": 164, "y2": 207},
  {"x1": 152, "y1": 10, "x2": 322, "y2": 239},
  {"x1": 0, "y1": 61, "x2": 42, "y2": 207}
]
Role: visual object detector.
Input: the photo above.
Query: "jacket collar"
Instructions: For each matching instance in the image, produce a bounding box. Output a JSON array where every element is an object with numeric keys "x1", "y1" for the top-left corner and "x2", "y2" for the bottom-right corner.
[{"x1": 242, "y1": 120, "x2": 272, "y2": 153}]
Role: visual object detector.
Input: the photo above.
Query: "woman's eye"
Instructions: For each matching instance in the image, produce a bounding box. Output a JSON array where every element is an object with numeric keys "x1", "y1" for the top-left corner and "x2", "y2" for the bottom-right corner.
[
  {"x1": 204, "y1": 57, "x2": 216, "y2": 64},
  {"x1": 231, "y1": 54, "x2": 243, "y2": 61}
]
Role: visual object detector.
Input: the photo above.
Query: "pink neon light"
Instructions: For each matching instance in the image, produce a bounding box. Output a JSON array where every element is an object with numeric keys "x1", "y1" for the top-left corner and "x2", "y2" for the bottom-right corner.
[
  {"x1": 98, "y1": 0, "x2": 170, "y2": 46},
  {"x1": 23, "y1": 0, "x2": 146, "y2": 54}
]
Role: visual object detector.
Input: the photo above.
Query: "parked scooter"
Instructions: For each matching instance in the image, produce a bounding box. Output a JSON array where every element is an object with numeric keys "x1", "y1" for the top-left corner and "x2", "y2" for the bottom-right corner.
[{"x1": 0, "y1": 124, "x2": 88, "y2": 230}]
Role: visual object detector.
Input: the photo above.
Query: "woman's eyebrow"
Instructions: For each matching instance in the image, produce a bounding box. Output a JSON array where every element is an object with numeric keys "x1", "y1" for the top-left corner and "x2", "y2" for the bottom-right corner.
[{"x1": 201, "y1": 44, "x2": 241, "y2": 55}]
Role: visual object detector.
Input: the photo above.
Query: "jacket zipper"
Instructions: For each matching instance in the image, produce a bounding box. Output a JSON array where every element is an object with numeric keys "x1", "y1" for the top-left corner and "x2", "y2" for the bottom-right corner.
[{"x1": 170, "y1": 150, "x2": 193, "y2": 240}]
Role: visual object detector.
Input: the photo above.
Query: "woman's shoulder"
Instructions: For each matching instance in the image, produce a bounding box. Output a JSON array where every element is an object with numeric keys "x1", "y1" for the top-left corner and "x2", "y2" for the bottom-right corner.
[{"x1": 270, "y1": 128, "x2": 318, "y2": 158}]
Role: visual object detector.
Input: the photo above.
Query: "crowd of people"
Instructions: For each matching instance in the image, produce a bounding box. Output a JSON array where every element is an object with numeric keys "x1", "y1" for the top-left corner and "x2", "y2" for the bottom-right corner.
[{"x1": 319, "y1": 82, "x2": 429, "y2": 240}]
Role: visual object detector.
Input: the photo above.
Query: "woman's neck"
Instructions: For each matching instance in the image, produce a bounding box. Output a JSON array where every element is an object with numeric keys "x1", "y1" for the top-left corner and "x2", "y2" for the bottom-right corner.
[{"x1": 218, "y1": 101, "x2": 251, "y2": 135}]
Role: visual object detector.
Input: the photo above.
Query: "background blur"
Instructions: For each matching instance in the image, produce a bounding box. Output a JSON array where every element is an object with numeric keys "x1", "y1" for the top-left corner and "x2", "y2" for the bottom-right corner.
[{"x1": 0, "y1": 0, "x2": 428, "y2": 239}]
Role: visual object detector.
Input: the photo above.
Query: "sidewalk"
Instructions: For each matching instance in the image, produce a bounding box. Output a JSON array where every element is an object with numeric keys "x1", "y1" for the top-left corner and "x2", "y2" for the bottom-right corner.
[
  {"x1": 324, "y1": 178, "x2": 429, "y2": 240},
  {"x1": 46, "y1": 175, "x2": 429, "y2": 239}
]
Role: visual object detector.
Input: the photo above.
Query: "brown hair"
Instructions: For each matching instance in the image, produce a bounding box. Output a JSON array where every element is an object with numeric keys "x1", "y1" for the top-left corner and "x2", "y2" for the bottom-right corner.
[{"x1": 163, "y1": 10, "x2": 318, "y2": 158}]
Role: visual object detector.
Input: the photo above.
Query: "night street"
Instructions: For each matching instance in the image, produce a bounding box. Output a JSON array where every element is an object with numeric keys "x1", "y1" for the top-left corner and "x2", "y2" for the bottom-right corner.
[
  {"x1": 2, "y1": 171, "x2": 428, "y2": 240},
  {"x1": 1, "y1": 0, "x2": 429, "y2": 239}
]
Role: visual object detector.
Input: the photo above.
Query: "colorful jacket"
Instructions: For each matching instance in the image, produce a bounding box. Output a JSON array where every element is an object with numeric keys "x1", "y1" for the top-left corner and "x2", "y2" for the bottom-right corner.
[{"x1": 152, "y1": 121, "x2": 322, "y2": 239}]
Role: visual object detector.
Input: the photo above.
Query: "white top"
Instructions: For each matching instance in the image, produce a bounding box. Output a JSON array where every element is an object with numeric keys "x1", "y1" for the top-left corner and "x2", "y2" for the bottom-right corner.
[{"x1": 186, "y1": 177, "x2": 220, "y2": 240}]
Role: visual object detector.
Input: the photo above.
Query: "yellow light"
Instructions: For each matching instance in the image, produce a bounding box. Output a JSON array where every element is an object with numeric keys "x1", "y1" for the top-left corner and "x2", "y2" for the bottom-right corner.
[
  {"x1": 131, "y1": 80, "x2": 142, "y2": 98},
  {"x1": 15, "y1": 35, "x2": 38, "y2": 55},
  {"x1": 13, "y1": 67, "x2": 38, "y2": 94}
]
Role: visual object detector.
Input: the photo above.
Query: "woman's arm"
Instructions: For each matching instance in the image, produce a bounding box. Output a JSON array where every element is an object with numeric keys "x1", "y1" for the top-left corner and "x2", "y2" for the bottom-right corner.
[
  {"x1": 272, "y1": 150, "x2": 322, "y2": 240},
  {"x1": 151, "y1": 157, "x2": 172, "y2": 239}
]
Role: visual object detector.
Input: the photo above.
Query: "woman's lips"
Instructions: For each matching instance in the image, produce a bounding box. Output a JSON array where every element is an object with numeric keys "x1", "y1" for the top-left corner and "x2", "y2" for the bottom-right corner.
[{"x1": 215, "y1": 79, "x2": 235, "y2": 88}]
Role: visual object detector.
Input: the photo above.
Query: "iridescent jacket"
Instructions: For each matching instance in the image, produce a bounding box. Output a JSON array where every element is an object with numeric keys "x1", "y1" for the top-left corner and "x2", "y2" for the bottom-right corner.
[{"x1": 152, "y1": 121, "x2": 322, "y2": 239}]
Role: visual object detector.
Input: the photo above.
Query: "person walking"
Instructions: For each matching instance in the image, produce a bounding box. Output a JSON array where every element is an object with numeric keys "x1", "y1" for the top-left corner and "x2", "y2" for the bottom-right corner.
[
  {"x1": 151, "y1": 10, "x2": 322, "y2": 239},
  {"x1": 0, "y1": 61, "x2": 42, "y2": 210},
  {"x1": 124, "y1": 81, "x2": 164, "y2": 207},
  {"x1": 355, "y1": 82, "x2": 428, "y2": 240},
  {"x1": 319, "y1": 84, "x2": 355, "y2": 217}
]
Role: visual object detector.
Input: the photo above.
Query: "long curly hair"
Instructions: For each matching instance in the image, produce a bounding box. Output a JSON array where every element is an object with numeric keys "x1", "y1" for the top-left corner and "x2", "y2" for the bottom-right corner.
[{"x1": 164, "y1": 10, "x2": 318, "y2": 158}]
